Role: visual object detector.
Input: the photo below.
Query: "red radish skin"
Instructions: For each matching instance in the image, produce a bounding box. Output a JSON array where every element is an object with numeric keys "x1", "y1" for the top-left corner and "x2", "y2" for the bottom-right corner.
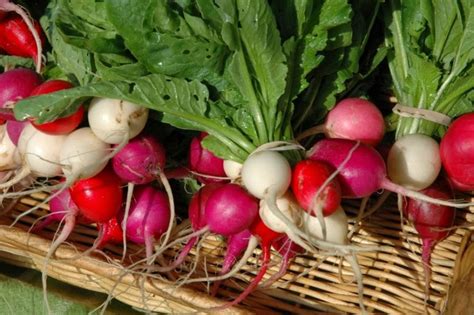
[
  {"x1": 297, "y1": 98, "x2": 385, "y2": 146},
  {"x1": 69, "y1": 166, "x2": 123, "y2": 223},
  {"x1": 403, "y1": 181, "x2": 456, "y2": 300},
  {"x1": 440, "y1": 113, "x2": 474, "y2": 191},
  {"x1": 30, "y1": 80, "x2": 84, "y2": 135},
  {"x1": 307, "y1": 138, "x2": 473, "y2": 208},
  {"x1": 0, "y1": 8, "x2": 45, "y2": 71},
  {"x1": 96, "y1": 216, "x2": 123, "y2": 249},
  {"x1": 189, "y1": 132, "x2": 227, "y2": 184},
  {"x1": 291, "y1": 159, "x2": 341, "y2": 216}
]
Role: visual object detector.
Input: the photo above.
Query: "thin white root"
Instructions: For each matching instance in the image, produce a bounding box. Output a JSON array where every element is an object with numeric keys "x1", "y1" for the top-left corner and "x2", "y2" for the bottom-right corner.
[
  {"x1": 121, "y1": 182, "x2": 134, "y2": 262},
  {"x1": 157, "y1": 171, "x2": 175, "y2": 251},
  {"x1": 346, "y1": 253, "x2": 367, "y2": 314},
  {"x1": 348, "y1": 196, "x2": 369, "y2": 240}
]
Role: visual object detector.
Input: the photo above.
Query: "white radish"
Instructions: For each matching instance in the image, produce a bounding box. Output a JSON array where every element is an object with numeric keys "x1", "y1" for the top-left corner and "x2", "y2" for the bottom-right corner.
[
  {"x1": 0, "y1": 124, "x2": 19, "y2": 171},
  {"x1": 302, "y1": 207, "x2": 348, "y2": 244},
  {"x1": 88, "y1": 98, "x2": 149, "y2": 144},
  {"x1": 241, "y1": 150, "x2": 291, "y2": 199},
  {"x1": 387, "y1": 134, "x2": 441, "y2": 191},
  {"x1": 259, "y1": 193, "x2": 301, "y2": 233},
  {"x1": 59, "y1": 127, "x2": 110, "y2": 180},
  {"x1": 223, "y1": 160, "x2": 243, "y2": 180}
]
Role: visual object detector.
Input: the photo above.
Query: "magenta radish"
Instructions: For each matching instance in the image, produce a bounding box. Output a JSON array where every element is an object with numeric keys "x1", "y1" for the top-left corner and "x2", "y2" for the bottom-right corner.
[
  {"x1": 88, "y1": 97, "x2": 148, "y2": 144},
  {"x1": 123, "y1": 185, "x2": 170, "y2": 261},
  {"x1": 297, "y1": 98, "x2": 385, "y2": 146},
  {"x1": 6, "y1": 120, "x2": 27, "y2": 145},
  {"x1": 307, "y1": 138, "x2": 474, "y2": 208},
  {"x1": 402, "y1": 180, "x2": 456, "y2": 300},
  {"x1": 0, "y1": 3, "x2": 45, "y2": 72},
  {"x1": 0, "y1": 68, "x2": 42, "y2": 110},
  {"x1": 387, "y1": 134, "x2": 441, "y2": 190},
  {"x1": 189, "y1": 132, "x2": 227, "y2": 183},
  {"x1": 211, "y1": 229, "x2": 252, "y2": 296},
  {"x1": 440, "y1": 113, "x2": 474, "y2": 192},
  {"x1": 40, "y1": 188, "x2": 79, "y2": 315}
]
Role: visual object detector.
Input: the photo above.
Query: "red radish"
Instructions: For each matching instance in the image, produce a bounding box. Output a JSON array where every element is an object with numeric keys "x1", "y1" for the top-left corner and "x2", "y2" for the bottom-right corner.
[
  {"x1": 297, "y1": 98, "x2": 385, "y2": 146},
  {"x1": 262, "y1": 237, "x2": 303, "y2": 288},
  {"x1": 307, "y1": 138, "x2": 473, "y2": 208},
  {"x1": 0, "y1": 68, "x2": 42, "y2": 109},
  {"x1": 30, "y1": 80, "x2": 84, "y2": 135},
  {"x1": 440, "y1": 113, "x2": 474, "y2": 191},
  {"x1": 96, "y1": 216, "x2": 124, "y2": 249},
  {"x1": 291, "y1": 159, "x2": 341, "y2": 216},
  {"x1": 0, "y1": 2, "x2": 45, "y2": 72},
  {"x1": 123, "y1": 185, "x2": 170, "y2": 261},
  {"x1": 403, "y1": 180, "x2": 456, "y2": 300},
  {"x1": 189, "y1": 132, "x2": 227, "y2": 183},
  {"x1": 69, "y1": 166, "x2": 123, "y2": 223}
]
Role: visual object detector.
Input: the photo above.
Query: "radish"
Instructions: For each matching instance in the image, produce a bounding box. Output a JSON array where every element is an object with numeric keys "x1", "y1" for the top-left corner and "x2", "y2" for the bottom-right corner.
[
  {"x1": 88, "y1": 97, "x2": 148, "y2": 145},
  {"x1": 69, "y1": 165, "x2": 123, "y2": 223},
  {"x1": 0, "y1": 124, "x2": 19, "y2": 171},
  {"x1": 30, "y1": 80, "x2": 84, "y2": 135},
  {"x1": 387, "y1": 134, "x2": 441, "y2": 190},
  {"x1": 291, "y1": 159, "x2": 341, "y2": 217},
  {"x1": 210, "y1": 229, "x2": 252, "y2": 296},
  {"x1": 39, "y1": 188, "x2": 80, "y2": 315},
  {"x1": 440, "y1": 113, "x2": 474, "y2": 191},
  {"x1": 241, "y1": 150, "x2": 291, "y2": 200},
  {"x1": 0, "y1": 68, "x2": 42, "y2": 111},
  {"x1": 189, "y1": 132, "x2": 227, "y2": 183},
  {"x1": 261, "y1": 237, "x2": 303, "y2": 288},
  {"x1": 59, "y1": 127, "x2": 111, "y2": 180},
  {"x1": 150, "y1": 183, "x2": 224, "y2": 273},
  {"x1": 297, "y1": 98, "x2": 385, "y2": 146},
  {"x1": 307, "y1": 138, "x2": 474, "y2": 208},
  {"x1": 111, "y1": 133, "x2": 174, "y2": 257},
  {"x1": 223, "y1": 160, "x2": 243, "y2": 180},
  {"x1": 123, "y1": 185, "x2": 170, "y2": 262},
  {"x1": 214, "y1": 215, "x2": 283, "y2": 309},
  {"x1": 0, "y1": 2, "x2": 45, "y2": 72},
  {"x1": 6, "y1": 120, "x2": 27, "y2": 145},
  {"x1": 0, "y1": 123, "x2": 66, "y2": 190}
]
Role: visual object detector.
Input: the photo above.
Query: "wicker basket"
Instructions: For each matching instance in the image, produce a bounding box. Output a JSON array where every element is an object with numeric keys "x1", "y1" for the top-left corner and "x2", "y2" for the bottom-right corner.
[{"x1": 0, "y1": 192, "x2": 473, "y2": 314}]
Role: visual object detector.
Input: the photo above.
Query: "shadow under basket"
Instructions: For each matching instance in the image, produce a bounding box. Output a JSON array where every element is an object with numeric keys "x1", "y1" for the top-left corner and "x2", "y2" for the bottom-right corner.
[{"x1": 0, "y1": 192, "x2": 473, "y2": 314}]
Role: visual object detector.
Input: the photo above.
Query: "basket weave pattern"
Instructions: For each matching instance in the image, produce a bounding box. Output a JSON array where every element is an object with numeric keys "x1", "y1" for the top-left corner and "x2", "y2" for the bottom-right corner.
[{"x1": 0, "y1": 192, "x2": 472, "y2": 314}]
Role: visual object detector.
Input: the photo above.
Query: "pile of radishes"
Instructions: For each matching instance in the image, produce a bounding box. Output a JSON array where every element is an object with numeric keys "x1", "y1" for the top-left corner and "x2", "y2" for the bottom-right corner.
[{"x1": 1, "y1": 1, "x2": 474, "y2": 313}]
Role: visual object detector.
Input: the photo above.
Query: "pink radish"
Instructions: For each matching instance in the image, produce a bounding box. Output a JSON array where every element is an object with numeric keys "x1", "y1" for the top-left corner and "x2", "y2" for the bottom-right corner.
[
  {"x1": 189, "y1": 132, "x2": 227, "y2": 183},
  {"x1": 0, "y1": 68, "x2": 42, "y2": 114},
  {"x1": 297, "y1": 98, "x2": 385, "y2": 146},
  {"x1": 6, "y1": 120, "x2": 26, "y2": 145},
  {"x1": 440, "y1": 113, "x2": 474, "y2": 191},
  {"x1": 123, "y1": 185, "x2": 170, "y2": 262},
  {"x1": 307, "y1": 138, "x2": 474, "y2": 208}
]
